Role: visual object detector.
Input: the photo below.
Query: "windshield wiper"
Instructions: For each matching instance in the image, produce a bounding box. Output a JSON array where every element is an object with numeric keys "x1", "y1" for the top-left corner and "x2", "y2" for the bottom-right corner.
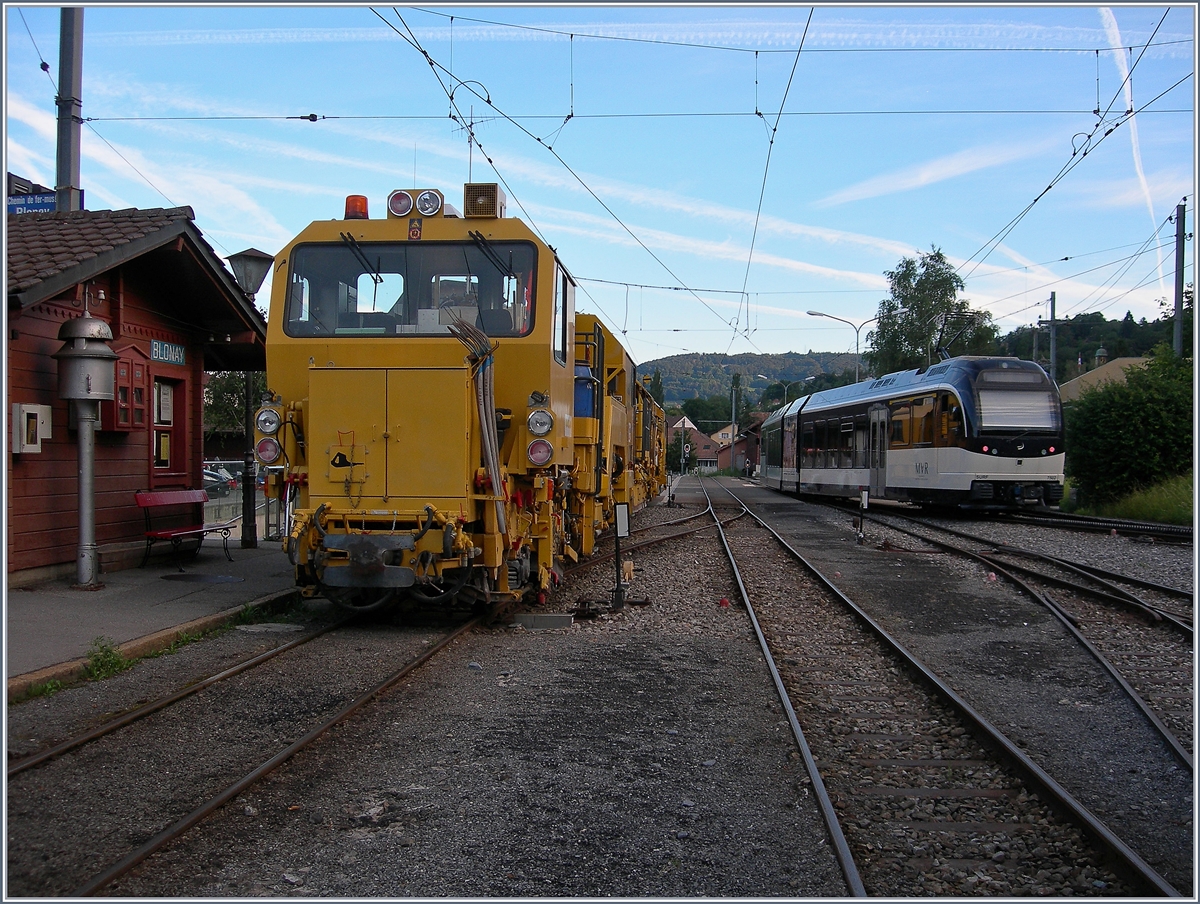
[
  {"x1": 469, "y1": 230, "x2": 516, "y2": 278},
  {"x1": 340, "y1": 232, "x2": 383, "y2": 286}
]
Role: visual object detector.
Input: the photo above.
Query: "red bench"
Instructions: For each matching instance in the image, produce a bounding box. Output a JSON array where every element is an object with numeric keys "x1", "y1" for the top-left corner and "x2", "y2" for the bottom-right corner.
[{"x1": 135, "y1": 489, "x2": 236, "y2": 569}]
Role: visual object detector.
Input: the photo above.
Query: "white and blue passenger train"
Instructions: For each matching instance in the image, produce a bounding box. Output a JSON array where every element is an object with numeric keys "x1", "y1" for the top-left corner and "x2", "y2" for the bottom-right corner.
[{"x1": 760, "y1": 357, "x2": 1065, "y2": 508}]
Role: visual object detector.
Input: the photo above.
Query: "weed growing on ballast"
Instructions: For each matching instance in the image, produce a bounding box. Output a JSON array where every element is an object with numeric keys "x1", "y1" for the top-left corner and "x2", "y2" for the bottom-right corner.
[{"x1": 84, "y1": 636, "x2": 132, "y2": 681}]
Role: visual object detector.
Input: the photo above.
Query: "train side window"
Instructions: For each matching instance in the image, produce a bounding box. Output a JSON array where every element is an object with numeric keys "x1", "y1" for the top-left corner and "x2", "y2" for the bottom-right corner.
[
  {"x1": 553, "y1": 267, "x2": 570, "y2": 365},
  {"x1": 840, "y1": 419, "x2": 854, "y2": 468},
  {"x1": 913, "y1": 396, "x2": 935, "y2": 446},
  {"x1": 890, "y1": 402, "x2": 911, "y2": 446},
  {"x1": 801, "y1": 421, "x2": 815, "y2": 469},
  {"x1": 938, "y1": 392, "x2": 963, "y2": 444},
  {"x1": 854, "y1": 416, "x2": 868, "y2": 468}
]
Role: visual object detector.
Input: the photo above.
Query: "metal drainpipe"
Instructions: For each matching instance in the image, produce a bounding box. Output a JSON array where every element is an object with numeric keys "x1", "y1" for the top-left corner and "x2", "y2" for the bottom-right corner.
[
  {"x1": 75, "y1": 400, "x2": 99, "y2": 585},
  {"x1": 242, "y1": 371, "x2": 257, "y2": 548}
]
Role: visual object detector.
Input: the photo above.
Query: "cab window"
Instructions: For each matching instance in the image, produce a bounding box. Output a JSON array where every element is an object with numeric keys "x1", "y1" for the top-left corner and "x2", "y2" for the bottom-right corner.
[{"x1": 284, "y1": 240, "x2": 537, "y2": 338}]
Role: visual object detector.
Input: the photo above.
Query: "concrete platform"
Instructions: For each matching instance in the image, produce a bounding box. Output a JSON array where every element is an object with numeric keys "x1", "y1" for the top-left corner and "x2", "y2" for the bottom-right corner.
[{"x1": 6, "y1": 542, "x2": 299, "y2": 700}]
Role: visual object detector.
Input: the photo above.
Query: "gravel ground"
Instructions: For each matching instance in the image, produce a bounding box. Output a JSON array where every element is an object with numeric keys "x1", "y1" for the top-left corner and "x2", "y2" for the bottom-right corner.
[
  {"x1": 915, "y1": 512, "x2": 1194, "y2": 594},
  {"x1": 8, "y1": 498, "x2": 850, "y2": 898},
  {"x1": 728, "y1": 485, "x2": 1194, "y2": 896}
]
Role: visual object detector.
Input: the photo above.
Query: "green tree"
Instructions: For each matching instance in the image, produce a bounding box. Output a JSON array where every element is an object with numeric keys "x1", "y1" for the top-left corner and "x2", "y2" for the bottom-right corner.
[
  {"x1": 203, "y1": 371, "x2": 267, "y2": 440},
  {"x1": 1064, "y1": 345, "x2": 1193, "y2": 504},
  {"x1": 865, "y1": 247, "x2": 996, "y2": 376},
  {"x1": 681, "y1": 395, "x2": 734, "y2": 430},
  {"x1": 649, "y1": 369, "x2": 665, "y2": 406}
]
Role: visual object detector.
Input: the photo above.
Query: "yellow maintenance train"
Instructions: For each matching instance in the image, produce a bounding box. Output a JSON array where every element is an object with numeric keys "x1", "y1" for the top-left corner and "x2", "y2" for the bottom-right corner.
[{"x1": 252, "y1": 184, "x2": 667, "y2": 613}]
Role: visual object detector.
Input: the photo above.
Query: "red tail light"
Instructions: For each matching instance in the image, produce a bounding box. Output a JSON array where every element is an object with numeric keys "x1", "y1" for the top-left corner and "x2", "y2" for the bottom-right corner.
[{"x1": 344, "y1": 195, "x2": 369, "y2": 219}]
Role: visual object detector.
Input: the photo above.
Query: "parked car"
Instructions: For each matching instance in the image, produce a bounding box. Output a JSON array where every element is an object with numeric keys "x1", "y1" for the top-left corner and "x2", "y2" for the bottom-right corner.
[{"x1": 202, "y1": 469, "x2": 232, "y2": 498}]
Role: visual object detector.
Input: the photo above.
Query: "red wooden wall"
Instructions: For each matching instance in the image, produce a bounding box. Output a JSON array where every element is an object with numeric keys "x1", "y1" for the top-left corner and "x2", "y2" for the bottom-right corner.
[{"x1": 7, "y1": 269, "x2": 205, "y2": 573}]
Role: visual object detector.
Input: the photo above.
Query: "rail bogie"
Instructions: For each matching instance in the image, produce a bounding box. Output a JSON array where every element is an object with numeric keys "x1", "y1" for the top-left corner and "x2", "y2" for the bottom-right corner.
[
  {"x1": 761, "y1": 356, "x2": 1065, "y2": 509},
  {"x1": 253, "y1": 185, "x2": 665, "y2": 611}
]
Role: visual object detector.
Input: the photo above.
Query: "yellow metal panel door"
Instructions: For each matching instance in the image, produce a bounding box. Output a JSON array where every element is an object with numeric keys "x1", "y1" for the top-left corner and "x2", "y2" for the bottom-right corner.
[
  {"x1": 307, "y1": 368, "x2": 387, "y2": 506},
  {"x1": 386, "y1": 368, "x2": 472, "y2": 501}
]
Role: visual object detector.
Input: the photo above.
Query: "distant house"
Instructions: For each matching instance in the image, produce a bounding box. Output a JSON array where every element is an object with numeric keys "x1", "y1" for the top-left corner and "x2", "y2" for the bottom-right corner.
[
  {"x1": 1058, "y1": 355, "x2": 1149, "y2": 403},
  {"x1": 710, "y1": 423, "x2": 735, "y2": 445},
  {"x1": 667, "y1": 416, "x2": 718, "y2": 473},
  {"x1": 717, "y1": 412, "x2": 769, "y2": 476},
  {"x1": 6, "y1": 205, "x2": 266, "y2": 582}
]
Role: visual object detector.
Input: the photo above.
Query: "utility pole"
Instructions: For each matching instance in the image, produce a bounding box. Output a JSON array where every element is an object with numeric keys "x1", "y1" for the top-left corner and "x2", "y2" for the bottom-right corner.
[
  {"x1": 55, "y1": 8, "x2": 84, "y2": 212},
  {"x1": 1037, "y1": 292, "x2": 1058, "y2": 382},
  {"x1": 1174, "y1": 201, "x2": 1186, "y2": 357}
]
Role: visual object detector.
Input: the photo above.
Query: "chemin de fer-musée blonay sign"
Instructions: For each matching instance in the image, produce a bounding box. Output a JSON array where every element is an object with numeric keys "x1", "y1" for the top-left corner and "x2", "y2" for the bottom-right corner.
[{"x1": 151, "y1": 340, "x2": 186, "y2": 365}]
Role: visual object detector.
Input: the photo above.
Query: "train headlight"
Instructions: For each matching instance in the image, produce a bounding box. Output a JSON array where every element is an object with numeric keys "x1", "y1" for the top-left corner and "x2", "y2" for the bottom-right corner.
[
  {"x1": 527, "y1": 439, "x2": 554, "y2": 466},
  {"x1": 527, "y1": 408, "x2": 554, "y2": 436},
  {"x1": 255, "y1": 408, "x2": 282, "y2": 435},
  {"x1": 416, "y1": 190, "x2": 442, "y2": 216},
  {"x1": 256, "y1": 437, "x2": 282, "y2": 464},
  {"x1": 387, "y1": 190, "x2": 414, "y2": 217}
]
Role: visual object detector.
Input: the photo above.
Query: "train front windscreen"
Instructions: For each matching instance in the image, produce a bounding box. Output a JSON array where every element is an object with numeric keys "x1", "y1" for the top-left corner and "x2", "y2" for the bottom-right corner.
[{"x1": 974, "y1": 368, "x2": 1061, "y2": 432}]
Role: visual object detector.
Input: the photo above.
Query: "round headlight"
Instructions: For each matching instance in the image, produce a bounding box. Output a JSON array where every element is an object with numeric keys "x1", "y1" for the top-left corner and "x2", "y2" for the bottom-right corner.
[
  {"x1": 255, "y1": 408, "x2": 282, "y2": 435},
  {"x1": 416, "y1": 190, "x2": 442, "y2": 216},
  {"x1": 256, "y1": 436, "x2": 282, "y2": 464},
  {"x1": 527, "y1": 408, "x2": 554, "y2": 436},
  {"x1": 387, "y1": 190, "x2": 414, "y2": 217},
  {"x1": 527, "y1": 439, "x2": 554, "y2": 466}
]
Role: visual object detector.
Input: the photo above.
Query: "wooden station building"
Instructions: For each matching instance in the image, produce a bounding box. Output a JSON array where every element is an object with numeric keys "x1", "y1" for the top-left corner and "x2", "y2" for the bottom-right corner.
[{"x1": 6, "y1": 206, "x2": 267, "y2": 583}]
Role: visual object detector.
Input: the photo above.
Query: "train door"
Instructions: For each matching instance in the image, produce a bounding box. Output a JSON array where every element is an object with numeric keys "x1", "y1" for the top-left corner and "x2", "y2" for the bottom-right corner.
[{"x1": 868, "y1": 404, "x2": 888, "y2": 497}]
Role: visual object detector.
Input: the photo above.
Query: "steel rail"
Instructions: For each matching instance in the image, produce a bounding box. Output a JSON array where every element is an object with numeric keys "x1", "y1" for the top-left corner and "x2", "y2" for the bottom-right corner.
[
  {"x1": 865, "y1": 513, "x2": 1194, "y2": 771},
  {"x1": 564, "y1": 485, "x2": 743, "y2": 578},
  {"x1": 697, "y1": 477, "x2": 866, "y2": 897},
  {"x1": 9, "y1": 618, "x2": 352, "y2": 778},
  {"x1": 981, "y1": 550, "x2": 1193, "y2": 636},
  {"x1": 887, "y1": 512, "x2": 1194, "y2": 610},
  {"x1": 74, "y1": 617, "x2": 479, "y2": 897},
  {"x1": 1002, "y1": 509, "x2": 1192, "y2": 541},
  {"x1": 715, "y1": 478, "x2": 1182, "y2": 898}
]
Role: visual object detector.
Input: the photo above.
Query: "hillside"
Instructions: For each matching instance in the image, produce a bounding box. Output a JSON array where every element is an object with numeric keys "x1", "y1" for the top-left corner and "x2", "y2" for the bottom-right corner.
[{"x1": 639, "y1": 351, "x2": 856, "y2": 405}]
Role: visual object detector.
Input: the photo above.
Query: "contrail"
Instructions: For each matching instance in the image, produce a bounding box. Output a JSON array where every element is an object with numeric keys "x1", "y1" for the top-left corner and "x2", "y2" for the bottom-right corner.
[{"x1": 1100, "y1": 7, "x2": 1165, "y2": 295}]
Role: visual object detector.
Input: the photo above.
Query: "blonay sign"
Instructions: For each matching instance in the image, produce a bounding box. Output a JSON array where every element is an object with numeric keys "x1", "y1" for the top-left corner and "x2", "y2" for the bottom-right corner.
[
  {"x1": 151, "y1": 340, "x2": 186, "y2": 365},
  {"x1": 7, "y1": 193, "x2": 57, "y2": 214}
]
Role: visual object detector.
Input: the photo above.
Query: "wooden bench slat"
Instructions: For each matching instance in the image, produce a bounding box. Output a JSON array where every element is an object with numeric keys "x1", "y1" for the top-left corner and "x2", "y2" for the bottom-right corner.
[
  {"x1": 135, "y1": 488, "x2": 233, "y2": 568},
  {"x1": 135, "y1": 489, "x2": 208, "y2": 507}
]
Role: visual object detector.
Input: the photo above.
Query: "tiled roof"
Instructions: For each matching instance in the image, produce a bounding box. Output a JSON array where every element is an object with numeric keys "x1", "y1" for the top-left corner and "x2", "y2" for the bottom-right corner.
[{"x1": 6, "y1": 206, "x2": 195, "y2": 296}]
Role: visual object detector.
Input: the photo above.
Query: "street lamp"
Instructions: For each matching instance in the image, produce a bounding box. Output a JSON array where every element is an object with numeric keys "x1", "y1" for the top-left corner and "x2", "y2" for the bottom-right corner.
[
  {"x1": 807, "y1": 308, "x2": 906, "y2": 383},
  {"x1": 228, "y1": 248, "x2": 273, "y2": 549},
  {"x1": 757, "y1": 375, "x2": 803, "y2": 405}
]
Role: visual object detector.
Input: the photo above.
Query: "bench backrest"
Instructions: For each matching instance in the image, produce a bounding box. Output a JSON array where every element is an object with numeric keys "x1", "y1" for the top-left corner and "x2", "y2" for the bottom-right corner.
[{"x1": 135, "y1": 489, "x2": 209, "y2": 508}]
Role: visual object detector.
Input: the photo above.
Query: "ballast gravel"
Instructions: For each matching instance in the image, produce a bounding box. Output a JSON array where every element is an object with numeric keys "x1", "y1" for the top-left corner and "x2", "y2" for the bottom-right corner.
[{"x1": 10, "y1": 498, "x2": 849, "y2": 898}]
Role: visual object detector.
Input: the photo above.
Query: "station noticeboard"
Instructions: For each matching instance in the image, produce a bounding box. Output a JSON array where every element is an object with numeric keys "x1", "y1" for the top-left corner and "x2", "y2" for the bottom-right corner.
[{"x1": 8, "y1": 193, "x2": 58, "y2": 214}]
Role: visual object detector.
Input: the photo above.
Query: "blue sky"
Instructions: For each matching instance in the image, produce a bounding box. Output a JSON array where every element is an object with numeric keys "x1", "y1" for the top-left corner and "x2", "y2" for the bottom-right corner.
[{"x1": 5, "y1": 4, "x2": 1196, "y2": 365}]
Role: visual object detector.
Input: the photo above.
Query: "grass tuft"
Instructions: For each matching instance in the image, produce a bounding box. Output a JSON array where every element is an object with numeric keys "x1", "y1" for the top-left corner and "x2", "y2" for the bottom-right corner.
[{"x1": 83, "y1": 636, "x2": 133, "y2": 681}]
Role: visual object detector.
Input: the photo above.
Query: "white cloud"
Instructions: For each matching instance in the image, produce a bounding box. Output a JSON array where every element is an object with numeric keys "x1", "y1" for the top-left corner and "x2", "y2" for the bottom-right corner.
[
  {"x1": 816, "y1": 138, "x2": 1060, "y2": 206},
  {"x1": 530, "y1": 202, "x2": 889, "y2": 288}
]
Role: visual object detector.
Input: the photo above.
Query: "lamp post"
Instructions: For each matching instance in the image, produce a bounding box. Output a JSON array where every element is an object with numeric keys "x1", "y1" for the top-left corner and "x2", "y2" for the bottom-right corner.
[
  {"x1": 807, "y1": 309, "x2": 906, "y2": 383},
  {"x1": 757, "y1": 375, "x2": 803, "y2": 405},
  {"x1": 228, "y1": 248, "x2": 273, "y2": 549},
  {"x1": 806, "y1": 311, "x2": 870, "y2": 382}
]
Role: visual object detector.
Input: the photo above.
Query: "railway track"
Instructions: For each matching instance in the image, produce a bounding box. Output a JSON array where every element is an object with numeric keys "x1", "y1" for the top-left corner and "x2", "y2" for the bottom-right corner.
[
  {"x1": 704, "y1": 477, "x2": 1184, "y2": 897},
  {"x1": 865, "y1": 510, "x2": 1194, "y2": 763},
  {"x1": 997, "y1": 509, "x2": 1193, "y2": 542},
  {"x1": 6, "y1": 617, "x2": 476, "y2": 896}
]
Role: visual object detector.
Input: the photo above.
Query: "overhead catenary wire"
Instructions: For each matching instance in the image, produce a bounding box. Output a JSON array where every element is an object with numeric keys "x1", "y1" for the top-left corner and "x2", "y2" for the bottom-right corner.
[
  {"x1": 375, "y1": 6, "x2": 749, "y2": 344},
  {"x1": 957, "y1": 9, "x2": 1182, "y2": 279},
  {"x1": 78, "y1": 106, "x2": 1193, "y2": 124},
  {"x1": 408, "y1": 8, "x2": 1190, "y2": 57},
  {"x1": 733, "y1": 8, "x2": 814, "y2": 353},
  {"x1": 15, "y1": 8, "x2": 197, "y2": 239}
]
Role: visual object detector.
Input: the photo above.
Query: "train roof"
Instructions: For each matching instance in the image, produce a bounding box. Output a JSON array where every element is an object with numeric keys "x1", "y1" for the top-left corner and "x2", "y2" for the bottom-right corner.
[{"x1": 762, "y1": 356, "x2": 1053, "y2": 427}]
